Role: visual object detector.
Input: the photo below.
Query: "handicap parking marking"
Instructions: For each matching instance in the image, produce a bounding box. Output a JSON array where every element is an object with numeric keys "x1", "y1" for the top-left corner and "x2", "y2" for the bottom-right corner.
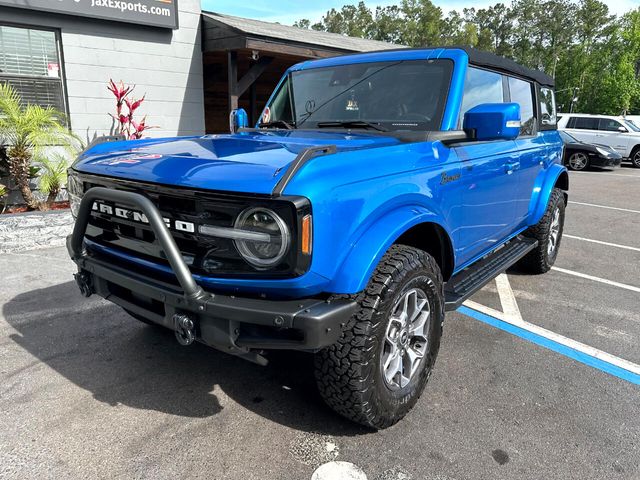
[
  {"x1": 460, "y1": 274, "x2": 640, "y2": 385},
  {"x1": 563, "y1": 234, "x2": 640, "y2": 252},
  {"x1": 551, "y1": 267, "x2": 640, "y2": 294},
  {"x1": 568, "y1": 201, "x2": 640, "y2": 214}
]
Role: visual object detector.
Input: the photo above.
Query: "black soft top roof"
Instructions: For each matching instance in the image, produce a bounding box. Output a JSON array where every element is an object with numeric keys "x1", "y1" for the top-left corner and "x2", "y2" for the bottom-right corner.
[
  {"x1": 354, "y1": 45, "x2": 555, "y2": 87},
  {"x1": 458, "y1": 46, "x2": 555, "y2": 87}
]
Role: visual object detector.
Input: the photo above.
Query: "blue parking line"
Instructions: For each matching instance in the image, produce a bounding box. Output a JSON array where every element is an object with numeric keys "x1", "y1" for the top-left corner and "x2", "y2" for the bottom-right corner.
[{"x1": 457, "y1": 305, "x2": 640, "y2": 386}]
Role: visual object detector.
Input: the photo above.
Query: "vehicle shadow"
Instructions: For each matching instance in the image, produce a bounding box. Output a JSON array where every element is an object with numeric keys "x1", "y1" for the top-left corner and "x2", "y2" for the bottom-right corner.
[{"x1": 2, "y1": 281, "x2": 367, "y2": 436}]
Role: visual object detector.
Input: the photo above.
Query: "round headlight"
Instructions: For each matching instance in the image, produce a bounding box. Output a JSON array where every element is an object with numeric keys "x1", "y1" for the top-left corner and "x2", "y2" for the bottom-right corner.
[{"x1": 234, "y1": 207, "x2": 290, "y2": 268}]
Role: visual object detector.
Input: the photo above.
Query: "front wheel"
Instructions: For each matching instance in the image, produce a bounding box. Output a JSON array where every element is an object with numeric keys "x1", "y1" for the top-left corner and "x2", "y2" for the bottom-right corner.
[
  {"x1": 314, "y1": 245, "x2": 444, "y2": 429},
  {"x1": 567, "y1": 151, "x2": 590, "y2": 171},
  {"x1": 518, "y1": 188, "x2": 566, "y2": 274}
]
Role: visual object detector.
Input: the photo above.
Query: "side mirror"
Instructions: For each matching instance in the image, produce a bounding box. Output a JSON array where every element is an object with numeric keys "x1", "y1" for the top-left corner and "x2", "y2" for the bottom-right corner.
[
  {"x1": 618, "y1": 126, "x2": 628, "y2": 133},
  {"x1": 463, "y1": 103, "x2": 521, "y2": 141},
  {"x1": 229, "y1": 108, "x2": 248, "y2": 133}
]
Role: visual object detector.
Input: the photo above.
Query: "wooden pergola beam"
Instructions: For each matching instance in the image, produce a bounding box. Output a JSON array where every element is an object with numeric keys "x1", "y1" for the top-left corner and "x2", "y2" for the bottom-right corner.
[{"x1": 228, "y1": 53, "x2": 275, "y2": 121}]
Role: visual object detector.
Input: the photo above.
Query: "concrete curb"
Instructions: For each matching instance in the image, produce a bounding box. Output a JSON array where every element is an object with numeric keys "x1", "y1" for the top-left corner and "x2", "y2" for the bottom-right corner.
[{"x1": 0, "y1": 209, "x2": 74, "y2": 254}]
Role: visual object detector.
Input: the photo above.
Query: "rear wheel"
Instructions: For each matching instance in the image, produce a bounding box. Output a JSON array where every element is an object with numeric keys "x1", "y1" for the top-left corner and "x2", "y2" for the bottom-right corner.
[
  {"x1": 518, "y1": 188, "x2": 565, "y2": 274},
  {"x1": 631, "y1": 147, "x2": 640, "y2": 168},
  {"x1": 567, "y1": 151, "x2": 589, "y2": 171},
  {"x1": 314, "y1": 245, "x2": 444, "y2": 429}
]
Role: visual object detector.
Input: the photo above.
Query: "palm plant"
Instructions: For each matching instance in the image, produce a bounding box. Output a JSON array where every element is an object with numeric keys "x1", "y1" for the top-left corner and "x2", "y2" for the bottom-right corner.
[
  {"x1": 37, "y1": 154, "x2": 69, "y2": 208},
  {"x1": 0, "y1": 83, "x2": 80, "y2": 210}
]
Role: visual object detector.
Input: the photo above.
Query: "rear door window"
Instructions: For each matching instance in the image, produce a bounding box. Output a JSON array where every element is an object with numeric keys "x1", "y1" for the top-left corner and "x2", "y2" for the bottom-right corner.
[
  {"x1": 539, "y1": 87, "x2": 557, "y2": 130},
  {"x1": 568, "y1": 117, "x2": 599, "y2": 130},
  {"x1": 508, "y1": 77, "x2": 536, "y2": 136}
]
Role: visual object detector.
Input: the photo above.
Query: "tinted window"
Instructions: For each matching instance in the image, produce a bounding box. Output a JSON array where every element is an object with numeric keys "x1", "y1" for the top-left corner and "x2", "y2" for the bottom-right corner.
[
  {"x1": 459, "y1": 67, "x2": 504, "y2": 127},
  {"x1": 569, "y1": 117, "x2": 599, "y2": 130},
  {"x1": 539, "y1": 87, "x2": 557, "y2": 129},
  {"x1": 508, "y1": 77, "x2": 535, "y2": 135},
  {"x1": 599, "y1": 118, "x2": 625, "y2": 132}
]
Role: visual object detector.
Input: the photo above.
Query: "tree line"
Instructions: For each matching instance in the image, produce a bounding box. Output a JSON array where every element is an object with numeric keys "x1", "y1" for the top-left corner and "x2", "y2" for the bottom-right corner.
[{"x1": 294, "y1": 0, "x2": 640, "y2": 115}]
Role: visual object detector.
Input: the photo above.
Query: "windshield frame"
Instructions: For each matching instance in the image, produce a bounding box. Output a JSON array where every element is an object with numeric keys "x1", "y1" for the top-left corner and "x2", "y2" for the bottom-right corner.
[{"x1": 260, "y1": 59, "x2": 454, "y2": 134}]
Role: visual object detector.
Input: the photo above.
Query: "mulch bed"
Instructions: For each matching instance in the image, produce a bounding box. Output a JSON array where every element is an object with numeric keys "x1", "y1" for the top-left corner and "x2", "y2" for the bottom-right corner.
[{"x1": 2, "y1": 201, "x2": 70, "y2": 214}]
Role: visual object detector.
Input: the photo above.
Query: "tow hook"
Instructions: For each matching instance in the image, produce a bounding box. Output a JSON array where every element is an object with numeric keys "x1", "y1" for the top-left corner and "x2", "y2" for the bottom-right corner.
[
  {"x1": 74, "y1": 272, "x2": 93, "y2": 298},
  {"x1": 173, "y1": 313, "x2": 195, "y2": 346}
]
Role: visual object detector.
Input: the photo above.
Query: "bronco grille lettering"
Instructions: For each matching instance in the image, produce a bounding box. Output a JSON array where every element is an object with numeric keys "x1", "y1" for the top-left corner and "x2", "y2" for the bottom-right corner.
[{"x1": 93, "y1": 201, "x2": 195, "y2": 233}]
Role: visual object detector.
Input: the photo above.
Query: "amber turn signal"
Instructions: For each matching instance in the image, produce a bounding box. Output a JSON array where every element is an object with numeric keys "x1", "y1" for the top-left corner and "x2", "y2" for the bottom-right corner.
[{"x1": 301, "y1": 214, "x2": 312, "y2": 255}]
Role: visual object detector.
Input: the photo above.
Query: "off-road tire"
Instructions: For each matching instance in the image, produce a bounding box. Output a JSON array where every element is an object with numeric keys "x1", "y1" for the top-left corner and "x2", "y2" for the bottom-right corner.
[
  {"x1": 518, "y1": 188, "x2": 565, "y2": 274},
  {"x1": 631, "y1": 147, "x2": 640, "y2": 168},
  {"x1": 314, "y1": 245, "x2": 444, "y2": 429}
]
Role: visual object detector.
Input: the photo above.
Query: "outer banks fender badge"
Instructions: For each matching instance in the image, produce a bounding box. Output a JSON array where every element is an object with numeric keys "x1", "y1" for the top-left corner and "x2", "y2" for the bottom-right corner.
[{"x1": 440, "y1": 171, "x2": 461, "y2": 185}]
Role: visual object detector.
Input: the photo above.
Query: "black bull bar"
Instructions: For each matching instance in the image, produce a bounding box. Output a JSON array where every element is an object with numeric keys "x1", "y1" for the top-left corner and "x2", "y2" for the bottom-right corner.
[{"x1": 67, "y1": 187, "x2": 356, "y2": 362}]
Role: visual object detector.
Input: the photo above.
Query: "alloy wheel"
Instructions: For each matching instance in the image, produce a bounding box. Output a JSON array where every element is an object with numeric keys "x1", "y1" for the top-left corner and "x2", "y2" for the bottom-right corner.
[
  {"x1": 548, "y1": 206, "x2": 561, "y2": 256},
  {"x1": 381, "y1": 288, "x2": 430, "y2": 390},
  {"x1": 568, "y1": 152, "x2": 588, "y2": 170}
]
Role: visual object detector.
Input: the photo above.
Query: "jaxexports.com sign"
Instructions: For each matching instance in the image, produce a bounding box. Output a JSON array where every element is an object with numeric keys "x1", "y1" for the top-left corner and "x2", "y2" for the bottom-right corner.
[{"x1": 0, "y1": 0, "x2": 178, "y2": 29}]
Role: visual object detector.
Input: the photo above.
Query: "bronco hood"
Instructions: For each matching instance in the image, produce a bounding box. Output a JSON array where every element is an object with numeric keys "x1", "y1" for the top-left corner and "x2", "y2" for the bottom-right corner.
[{"x1": 73, "y1": 131, "x2": 401, "y2": 195}]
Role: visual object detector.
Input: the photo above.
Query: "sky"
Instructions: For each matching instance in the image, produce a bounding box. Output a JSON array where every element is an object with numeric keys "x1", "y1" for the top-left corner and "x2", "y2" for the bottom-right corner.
[{"x1": 201, "y1": 0, "x2": 639, "y2": 25}]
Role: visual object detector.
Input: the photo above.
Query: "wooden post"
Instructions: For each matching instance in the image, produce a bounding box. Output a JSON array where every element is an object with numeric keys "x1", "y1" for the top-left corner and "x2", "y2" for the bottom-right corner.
[
  {"x1": 250, "y1": 82, "x2": 257, "y2": 125},
  {"x1": 227, "y1": 50, "x2": 238, "y2": 112}
]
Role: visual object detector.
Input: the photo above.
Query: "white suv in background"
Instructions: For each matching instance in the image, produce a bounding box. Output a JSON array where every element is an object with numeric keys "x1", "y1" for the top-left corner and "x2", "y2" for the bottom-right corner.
[{"x1": 557, "y1": 114, "x2": 640, "y2": 168}]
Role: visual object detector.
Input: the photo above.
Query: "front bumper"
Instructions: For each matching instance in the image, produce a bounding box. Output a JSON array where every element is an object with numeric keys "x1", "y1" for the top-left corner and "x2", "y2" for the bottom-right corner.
[
  {"x1": 590, "y1": 154, "x2": 622, "y2": 167},
  {"x1": 68, "y1": 187, "x2": 356, "y2": 357}
]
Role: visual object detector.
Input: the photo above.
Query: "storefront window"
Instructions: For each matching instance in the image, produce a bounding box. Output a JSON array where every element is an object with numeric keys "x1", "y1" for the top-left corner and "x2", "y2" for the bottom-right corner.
[{"x1": 0, "y1": 25, "x2": 67, "y2": 115}]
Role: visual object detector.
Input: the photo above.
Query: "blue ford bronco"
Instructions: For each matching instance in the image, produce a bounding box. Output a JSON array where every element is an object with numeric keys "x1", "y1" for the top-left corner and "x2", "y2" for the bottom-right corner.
[{"x1": 67, "y1": 47, "x2": 568, "y2": 429}]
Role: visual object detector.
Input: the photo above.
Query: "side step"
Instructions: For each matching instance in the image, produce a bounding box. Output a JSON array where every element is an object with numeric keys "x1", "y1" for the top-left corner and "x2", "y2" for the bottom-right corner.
[{"x1": 444, "y1": 236, "x2": 538, "y2": 311}]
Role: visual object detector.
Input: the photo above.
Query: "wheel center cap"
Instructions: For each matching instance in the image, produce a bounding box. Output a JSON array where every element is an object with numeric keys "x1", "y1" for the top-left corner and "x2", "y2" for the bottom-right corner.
[{"x1": 400, "y1": 330, "x2": 409, "y2": 346}]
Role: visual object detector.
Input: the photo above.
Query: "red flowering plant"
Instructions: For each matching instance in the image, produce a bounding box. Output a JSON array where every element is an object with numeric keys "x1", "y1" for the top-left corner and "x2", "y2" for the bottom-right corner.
[{"x1": 107, "y1": 79, "x2": 154, "y2": 139}]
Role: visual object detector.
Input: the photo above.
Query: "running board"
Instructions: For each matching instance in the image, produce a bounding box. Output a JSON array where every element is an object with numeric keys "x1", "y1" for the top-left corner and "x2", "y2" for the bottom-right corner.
[{"x1": 444, "y1": 236, "x2": 538, "y2": 311}]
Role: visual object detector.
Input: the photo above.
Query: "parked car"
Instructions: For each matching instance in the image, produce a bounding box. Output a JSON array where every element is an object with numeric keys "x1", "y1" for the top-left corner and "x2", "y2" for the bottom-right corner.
[
  {"x1": 66, "y1": 47, "x2": 567, "y2": 429},
  {"x1": 558, "y1": 113, "x2": 640, "y2": 167},
  {"x1": 559, "y1": 130, "x2": 622, "y2": 170}
]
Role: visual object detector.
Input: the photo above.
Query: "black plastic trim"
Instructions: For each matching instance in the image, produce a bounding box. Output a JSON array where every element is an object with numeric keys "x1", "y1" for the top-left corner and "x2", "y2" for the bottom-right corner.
[{"x1": 272, "y1": 145, "x2": 337, "y2": 196}]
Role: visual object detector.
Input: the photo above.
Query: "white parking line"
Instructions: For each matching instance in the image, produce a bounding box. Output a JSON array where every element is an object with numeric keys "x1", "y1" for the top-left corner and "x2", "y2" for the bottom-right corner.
[
  {"x1": 569, "y1": 201, "x2": 640, "y2": 214},
  {"x1": 552, "y1": 266, "x2": 640, "y2": 293},
  {"x1": 570, "y1": 171, "x2": 640, "y2": 179},
  {"x1": 563, "y1": 234, "x2": 640, "y2": 252}
]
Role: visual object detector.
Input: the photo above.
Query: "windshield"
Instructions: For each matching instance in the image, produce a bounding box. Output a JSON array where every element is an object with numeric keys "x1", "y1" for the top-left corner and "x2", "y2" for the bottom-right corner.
[
  {"x1": 624, "y1": 119, "x2": 640, "y2": 132},
  {"x1": 261, "y1": 59, "x2": 453, "y2": 132},
  {"x1": 559, "y1": 131, "x2": 579, "y2": 143}
]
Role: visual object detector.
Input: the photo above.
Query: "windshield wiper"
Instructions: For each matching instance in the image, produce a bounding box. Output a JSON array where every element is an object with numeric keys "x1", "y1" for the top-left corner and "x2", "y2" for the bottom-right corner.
[
  {"x1": 258, "y1": 120, "x2": 295, "y2": 130},
  {"x1": 316, "y1": 120, "x2": 388, "y2": 132}
]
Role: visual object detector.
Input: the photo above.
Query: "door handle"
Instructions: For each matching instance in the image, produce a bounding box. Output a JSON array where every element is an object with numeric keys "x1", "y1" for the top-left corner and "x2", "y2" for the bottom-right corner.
[{"x1": 505, "y1": 161, "x2": 520, "y2": 174}]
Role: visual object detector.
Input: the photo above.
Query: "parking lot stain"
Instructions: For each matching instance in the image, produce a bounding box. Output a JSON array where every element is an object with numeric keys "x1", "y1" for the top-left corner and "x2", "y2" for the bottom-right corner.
[
  {"x1": 491, "y1": 449, "x2": 510, "y2": 465},
  {"x1": 372, "y1": 466, "x2": 413, "y2": 479},
  {"x1": 290, "y1": 433, "x2": 340, "y2": 466}
]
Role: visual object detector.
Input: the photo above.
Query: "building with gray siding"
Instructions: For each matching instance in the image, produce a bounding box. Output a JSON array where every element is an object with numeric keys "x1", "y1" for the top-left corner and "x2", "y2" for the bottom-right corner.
[
  {"x1": 0, "y1": 3, "x2": 397, "y2": 140},
  {"x1": 0, "y1": 0, "x2": 205, "y2": 143}
]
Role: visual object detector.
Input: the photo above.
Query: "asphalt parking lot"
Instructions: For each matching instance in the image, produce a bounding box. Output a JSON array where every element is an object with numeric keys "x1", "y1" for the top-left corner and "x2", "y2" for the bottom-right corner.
[{"x1": 1, "y1": 166, "x2": 639, "y2": 480}]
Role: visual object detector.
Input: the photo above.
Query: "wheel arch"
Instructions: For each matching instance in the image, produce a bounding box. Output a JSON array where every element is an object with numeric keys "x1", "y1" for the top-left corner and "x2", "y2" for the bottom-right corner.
[
  {"x1": 326, "y1": 207, "x2": 455, "y2": 294},
  {"x1": 528, "y1": 164, "x2": 569, "y2": 225},
  {"x1": 394, "y1": 222, "x2": 455, "y2": 281}
]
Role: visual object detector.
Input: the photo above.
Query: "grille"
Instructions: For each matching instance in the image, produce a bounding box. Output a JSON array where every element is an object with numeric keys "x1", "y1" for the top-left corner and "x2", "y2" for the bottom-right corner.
[{"x1": 79, "y1": 175, "x2": 305, "y2": 278}]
